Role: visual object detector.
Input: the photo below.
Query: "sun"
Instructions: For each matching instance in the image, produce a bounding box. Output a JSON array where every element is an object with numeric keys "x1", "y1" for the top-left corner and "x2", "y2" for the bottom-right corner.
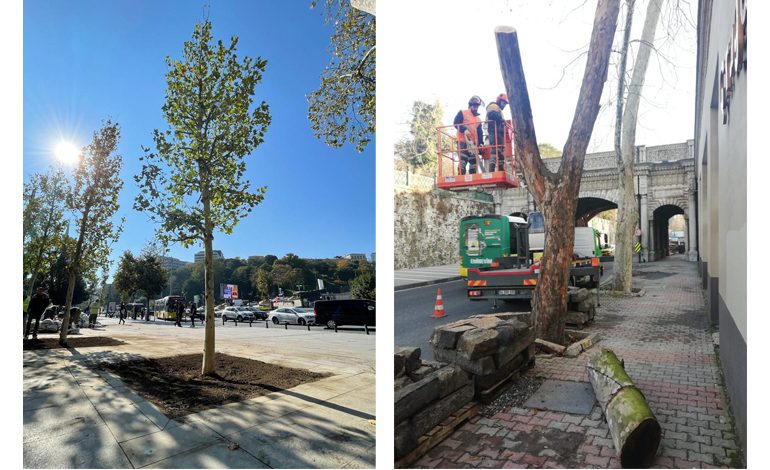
[{"x1": 54, "y1": 141, "x2": 80, "y2": 164}]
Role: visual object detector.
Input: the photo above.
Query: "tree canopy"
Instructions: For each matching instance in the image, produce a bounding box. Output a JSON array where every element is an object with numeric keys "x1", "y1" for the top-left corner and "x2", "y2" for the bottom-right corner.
[
  {"x1": 308, "y1": 0, "x2": 375, "y2": 152},
  {"x1": 395, "y1": 100, "x2": 444, "y2": 172}
]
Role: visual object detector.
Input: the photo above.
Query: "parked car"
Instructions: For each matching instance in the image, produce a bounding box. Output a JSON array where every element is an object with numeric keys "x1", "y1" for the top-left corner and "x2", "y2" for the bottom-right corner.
[
  {"x1": 267, "y1": 307, "x2": 316, "y2": 326},
  {"x1": 313, "y1": 299, "x2": 375, "y2": 329},
  {"x1": 243, "y1": 306, "x2": 267, "y2": 320},
  {"x1": 221, "y1": 306, "x2": 256, "y2": 322}
]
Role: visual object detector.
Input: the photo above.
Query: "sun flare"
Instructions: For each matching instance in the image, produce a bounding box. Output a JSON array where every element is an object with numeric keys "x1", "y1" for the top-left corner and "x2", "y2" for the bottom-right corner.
[{"x1": 54, "y1": 141, "x2": 80, "y2": 164}]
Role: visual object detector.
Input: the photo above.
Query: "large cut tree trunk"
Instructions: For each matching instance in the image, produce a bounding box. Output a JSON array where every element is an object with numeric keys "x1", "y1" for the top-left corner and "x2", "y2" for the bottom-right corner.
[
  {"x1": 495, "y1": 0, "x2": 620, "y2": 343},
  {"x1": 586, "y1": 349, "x2": 661, "y2": 468},
  {"x1": 613, "y1": 0, "x2": 663, "y2": 292}
]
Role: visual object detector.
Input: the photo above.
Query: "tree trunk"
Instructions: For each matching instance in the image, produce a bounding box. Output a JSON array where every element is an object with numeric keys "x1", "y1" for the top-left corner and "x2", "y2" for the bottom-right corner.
[
  {"x1": 613, "y1": 0, "x2": 663, "y2": 292},
  {"x1": 201, "y1": 193, "x2": 217, "y2": 376},
  {"x1": 586, "y1": 349, "x2": 661, "y2": 468},
  {"x1": 533, "y1": 193, "x2": 577, "y2": 343},
  {"x1": 495, "y1": 0, "x2": 620, "y2": 343},
  {"x1": 59, "y1": 206, "x2": 90, "y2": 346}
]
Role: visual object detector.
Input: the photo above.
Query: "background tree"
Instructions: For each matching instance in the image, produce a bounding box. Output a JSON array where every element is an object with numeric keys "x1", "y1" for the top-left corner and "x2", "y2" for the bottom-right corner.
[
  {"x1": 350, "y1": 270, "x2": 375, "y2": 300},
  {"x1": 136, "y1": 250, "x2": 168, "y2": 309},
  {"x1": 23, "y1": 169, "x2": 69, "y2": 298},
  {"x1": 494, "y1": 0, "x2": 620, "y2": 343},
  {"x1": 45, "y1": 247, "x2": 88, "y2": 306},
  {"x1": 395, "y1": 100, "x2": 444, "y2": 174},
  {"x1": 537, "y1": 143, "x2": 563, "y2": 158},
  {"x1": 134, "y1": 20, "x2": 271, "y2": 375},
  {"x1": 612, "y1": 0, "x2": 664, "y2": 292},
  {"x1": 253, "y1": 268, "x2": 273, "y2": 299},
  {"x1": 59, "y1": 121, "x2": 124, "y2": 346},
  {"x1": 113, "y1": 251, "x2": 140, "y2": 301},
  {"x1": 308, "y1": 0, "x2": 375, "y2": 152}
]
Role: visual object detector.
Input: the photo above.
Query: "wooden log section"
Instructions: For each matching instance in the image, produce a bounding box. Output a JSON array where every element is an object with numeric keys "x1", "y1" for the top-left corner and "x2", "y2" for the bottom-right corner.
[{"x1": 586, "y1": 349, "x2": 661, "y2": 468}]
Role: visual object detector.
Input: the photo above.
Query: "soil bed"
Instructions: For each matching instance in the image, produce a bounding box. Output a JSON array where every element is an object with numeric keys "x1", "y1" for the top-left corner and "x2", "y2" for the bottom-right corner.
[
  {"x1": 23, "y1": 336, "x2": 126, "y2": 350},
  {"x1": 100, "y1": 352, "x2": 331, "y2": 419}
]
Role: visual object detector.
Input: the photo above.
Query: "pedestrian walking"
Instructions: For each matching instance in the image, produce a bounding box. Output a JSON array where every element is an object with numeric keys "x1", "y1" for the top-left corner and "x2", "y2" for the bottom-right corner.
[
  {"x1": 485, "y1": 93, "x2": 508, "y2": 172},
  {"x1": 118, "y1": 302, "x2": 127, "y2": 325},
  {"x1": 189, "y1": 301, "x2": 197, "y2": 328},
  {"x1": 175, "y1": 300, "x2": 184, "y2": 327},
  {"x1": 454, "y1": 95, "x2": 484, "y2": 175},
  {"x1": 88, "y1": 298, "x2": 100, "y2": 328},
  {"x1": 24, "y1": 287, "x2": 50, "y2": 340}
]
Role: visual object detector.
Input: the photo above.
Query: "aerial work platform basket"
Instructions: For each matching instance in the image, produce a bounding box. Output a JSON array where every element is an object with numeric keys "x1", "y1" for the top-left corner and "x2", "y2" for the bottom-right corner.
[{"x1": 436, "y1": 119, "x2": 521, "y2": 191}]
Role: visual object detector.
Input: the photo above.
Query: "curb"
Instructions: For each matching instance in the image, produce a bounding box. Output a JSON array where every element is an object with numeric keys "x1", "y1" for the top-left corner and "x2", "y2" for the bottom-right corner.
[{"x1": 394, "y1": 276, "x2": 462, "y2": 291}]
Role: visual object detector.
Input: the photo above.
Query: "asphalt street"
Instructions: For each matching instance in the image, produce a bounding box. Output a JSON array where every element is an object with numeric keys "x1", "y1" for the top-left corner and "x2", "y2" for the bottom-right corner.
[{"x1": 395, "y1": 261, "x2": 614, "y2": 361}]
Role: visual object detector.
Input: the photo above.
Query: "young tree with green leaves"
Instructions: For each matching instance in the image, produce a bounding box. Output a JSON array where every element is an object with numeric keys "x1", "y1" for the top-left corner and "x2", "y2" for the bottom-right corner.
[
  {"x1": 395, "y1": 100, "x2": 444, "y2": 173},
  {"x1": 23, "y1": 168, "x2": 69, "y2": 299},
  {"x1": 134, "y1": 20, "x2": 271, "y2": 375},
  {"x1": 59, "y1": 121, "x2": 124, "y2": 346},
  {"x1": 308, "y1": 0, "x2": 375, "y2": 152},
  {"x1": 136, "y1": 251, "x2": 168, "y2": 310},
  {"x1": 350, "y1": 270, "x2": 375, "y2": 300},
  {"x1": 113, "y1": 251, "x2": 140, "y2": 301}
]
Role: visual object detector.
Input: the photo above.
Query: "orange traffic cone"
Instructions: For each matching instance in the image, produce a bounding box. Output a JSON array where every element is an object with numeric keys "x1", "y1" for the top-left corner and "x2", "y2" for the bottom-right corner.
[{"x1": 432, "y1": 288, "x2": 446, "y2": 318}]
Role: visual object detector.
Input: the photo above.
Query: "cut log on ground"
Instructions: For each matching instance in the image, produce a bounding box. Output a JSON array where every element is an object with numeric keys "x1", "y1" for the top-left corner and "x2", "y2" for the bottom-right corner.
[
  {"x1": 535, "y1": 338, "x2": 566, "y2": 355},
  {"x1": 586, "y1": 348, "x2": 661, "y2": 468}
]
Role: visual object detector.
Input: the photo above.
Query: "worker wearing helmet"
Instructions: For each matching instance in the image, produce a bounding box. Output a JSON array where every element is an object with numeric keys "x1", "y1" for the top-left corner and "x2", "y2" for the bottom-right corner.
[
  {"x1": 486, "y1": 93, "x2": 508, "y2": 172},
  {"x1": 453, "y1": 96, "x2": 484, "y2": 175}
]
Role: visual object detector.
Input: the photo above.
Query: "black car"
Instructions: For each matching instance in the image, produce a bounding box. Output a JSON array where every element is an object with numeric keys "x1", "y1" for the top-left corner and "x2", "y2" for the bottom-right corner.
[{"x1": 313, "y1": 299, "x2": 375, "y2": 329}]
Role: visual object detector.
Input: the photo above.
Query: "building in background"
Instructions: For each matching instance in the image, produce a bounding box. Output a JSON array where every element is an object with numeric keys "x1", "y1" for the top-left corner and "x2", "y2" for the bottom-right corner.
[
  {"x1": 694, "y1": 0, "x2": 746, "y2": 454},
  {"x1": 159, "y1": 256, "x2": 189, "y2": 271},
  {"x1": 194, "y1": 250, "x2": 224, "y2": 263},
  {"x1": 344, "y1": 253, "x2": 367, "y2": 261}
]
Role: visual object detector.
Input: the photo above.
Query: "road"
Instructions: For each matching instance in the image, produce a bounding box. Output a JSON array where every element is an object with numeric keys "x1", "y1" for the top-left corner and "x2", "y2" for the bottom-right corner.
[{"x1": 395, "y1": 261, "x2": 613, "y2": 361}]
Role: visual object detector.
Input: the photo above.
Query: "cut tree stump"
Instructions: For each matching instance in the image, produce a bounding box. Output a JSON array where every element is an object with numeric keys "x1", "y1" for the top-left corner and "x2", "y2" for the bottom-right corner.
[
  {"x1": 586, "y1": 348, "x2": 661, "y2": 468},
  {"x1": 535, "y1": 338, "x2": 566, "y2": 355}
]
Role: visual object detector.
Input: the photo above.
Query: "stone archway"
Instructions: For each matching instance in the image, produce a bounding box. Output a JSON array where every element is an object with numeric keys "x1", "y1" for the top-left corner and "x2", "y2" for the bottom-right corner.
[
  {"x1": 575, "y1": 196, "x2": 618, "y2": 226},
  {"x1": 649, "y1": 200, "x2": 687, "y2": 260}
]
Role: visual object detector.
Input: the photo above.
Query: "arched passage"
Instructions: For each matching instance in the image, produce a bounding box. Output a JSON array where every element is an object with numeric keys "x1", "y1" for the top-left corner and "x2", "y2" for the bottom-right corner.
[
  {"x1": 651, "y1": 204, "x2": 685, "y2": 259},
  {"x1": 575, "y1": 197, "x2": 618, "y2": 226}
]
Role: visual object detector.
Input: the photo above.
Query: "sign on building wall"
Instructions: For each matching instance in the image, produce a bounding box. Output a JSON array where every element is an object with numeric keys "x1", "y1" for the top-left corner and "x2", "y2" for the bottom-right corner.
[{"x1": 719, "y1": 0, "x2": 747, "y2": 124}]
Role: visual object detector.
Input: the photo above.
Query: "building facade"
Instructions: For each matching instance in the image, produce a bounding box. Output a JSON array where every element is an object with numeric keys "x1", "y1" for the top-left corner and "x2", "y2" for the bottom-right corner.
[
  {"x1": 344, "y1": 253, "x2": 367, "y2": 261},
  {"x1": 694, "y1": 0, "x2": 746, "y2": 454},
  {"x1": 194, "y1": 250, "x2": 224, "y2": 263},
  {"x1": 159, "y1": 256, "x2": 189, "y2": 272}
]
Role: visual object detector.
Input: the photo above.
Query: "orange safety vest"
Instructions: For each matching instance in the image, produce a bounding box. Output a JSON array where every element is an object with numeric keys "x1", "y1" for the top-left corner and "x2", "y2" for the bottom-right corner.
[{"x1": 457, "y1": 109, "x2": 480, "y2": 145}]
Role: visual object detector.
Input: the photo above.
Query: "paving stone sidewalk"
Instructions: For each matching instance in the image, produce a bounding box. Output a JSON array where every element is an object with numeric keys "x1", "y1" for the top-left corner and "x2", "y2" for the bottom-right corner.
[
  {"x1": 413, "y1": 256, "x2": 744, "y2": 469},
  {"x1": 23, "y1": 324, "x2": 376, "y2": 468}
]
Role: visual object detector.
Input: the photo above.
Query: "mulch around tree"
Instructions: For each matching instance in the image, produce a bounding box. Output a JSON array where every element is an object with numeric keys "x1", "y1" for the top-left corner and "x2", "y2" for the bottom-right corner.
[
  {"x1": 99, "y1": 352, "x2": 331, "y2": 419},
  {"x1": 23, "y1": 336, "x2": 126, "y2": 350}
]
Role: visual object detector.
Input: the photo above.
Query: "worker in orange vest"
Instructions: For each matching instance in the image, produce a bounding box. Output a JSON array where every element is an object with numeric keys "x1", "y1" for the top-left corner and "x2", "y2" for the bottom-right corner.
[
  {"x1": 486, "y1": 93, "x2": 508, "y2": 172},
  {"x1": 453, "y1": 95, "x2": 484, "y2": 175}
]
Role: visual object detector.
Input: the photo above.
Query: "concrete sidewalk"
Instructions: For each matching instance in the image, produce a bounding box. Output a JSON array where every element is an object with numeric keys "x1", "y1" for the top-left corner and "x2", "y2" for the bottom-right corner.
[
  {"x1": 412, "y1": 255, "x2": 744, "y2": 468},
  {"x1": 23, "y1": 322, "x2": 375, "y2": 468}
]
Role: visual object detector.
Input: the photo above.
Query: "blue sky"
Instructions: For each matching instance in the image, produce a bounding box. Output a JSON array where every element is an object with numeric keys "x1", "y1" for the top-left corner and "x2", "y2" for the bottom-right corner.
[{"x1": 23, "y1": 0, "x2": 375, "y2": 271}]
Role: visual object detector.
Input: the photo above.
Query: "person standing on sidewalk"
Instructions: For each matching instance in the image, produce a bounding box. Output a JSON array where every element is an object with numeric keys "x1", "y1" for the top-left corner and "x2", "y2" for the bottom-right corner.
[
  {"x1": 175, "y1": 300, "x2": 184, "y2": 327},
  {"x1": 189, "y1": 301, "x2": 197, "y2": 328},
  {"x1": 118, "y1": 302, "x2": 127, "y2": 325},
  {"x1": 24, "y1": 287, "x2": 50, "y2": 340}
]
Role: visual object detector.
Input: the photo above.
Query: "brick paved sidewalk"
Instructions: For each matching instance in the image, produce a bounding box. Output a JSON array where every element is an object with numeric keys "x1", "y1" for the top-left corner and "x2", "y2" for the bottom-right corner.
[{"x1": 414, "y1": 256, "x2": 744, "y2": 469}]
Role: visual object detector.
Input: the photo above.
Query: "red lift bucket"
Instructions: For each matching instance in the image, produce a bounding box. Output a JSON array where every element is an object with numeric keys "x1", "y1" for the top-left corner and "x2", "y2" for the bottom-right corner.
[{"x1": 436, "y1": 119, "x2": 520, "y2": 191}]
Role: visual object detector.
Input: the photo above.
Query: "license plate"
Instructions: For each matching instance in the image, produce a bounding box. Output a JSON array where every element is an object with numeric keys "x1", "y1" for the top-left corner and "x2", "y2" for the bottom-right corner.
[{"x1": 498, "y1": 289, "x2": 519, "y2": 296}]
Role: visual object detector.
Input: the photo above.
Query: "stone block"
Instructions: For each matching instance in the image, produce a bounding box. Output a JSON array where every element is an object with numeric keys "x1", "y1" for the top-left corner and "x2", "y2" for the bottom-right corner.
[
  {"x1": 468, "y1": 316, "x2": 503, "y2": 329},
  {"x1": 569, "y1": 287, "x2": 589, "y2": 303},
  {"x1": 577, "y1": 299, "x2": 594, "y2": 313},
  {"x1": 394, "y1": 372, "x2": 440, "y2": 424},
  {"x1": 431, "y1": 325, "x2": 475, "y2": 350},
  {"x1": 436, "y1": 365, "x2": 472, "y2": 398},
  {"x1": 412, "y1": 383, "x2": 475, "y2": 438},
  {"x1": 395, "y1": 419, "x2": 417, "y2": 459},
  {"x1": 457, "y1": 328, "x2": 500, "y2": 360},
  {"x1": 566, "y1": 310, "x2": 590, "y2": 327},
  {"x1": 408, "y1": 365, "x2": 436, "y2": 382},
  {"x1": 395, "y1": 352, "x2": 405, "y2": 378},
  {"x1": 433, "y1": 348, "x2": 497, "y2": 376},
  {"x1": 395, "y1": 346, "x2": 422, "y2": 373},
  {"x1": 475, "y1": 353, "x2": 526, "y2": 390},
  {"x1": 486, "y1": 311, "x2": 532, "y2": 322},
  {"x1": 494, "y1": 332, "x2": 532, "y2": 367},
  {"x1": 394, "y1": 375, "x2": 412, "y2": 391}
]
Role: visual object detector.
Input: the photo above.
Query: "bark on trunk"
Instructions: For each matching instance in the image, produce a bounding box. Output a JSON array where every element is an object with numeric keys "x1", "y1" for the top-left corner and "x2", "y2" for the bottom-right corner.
[
  {"x1": 494, "y1": 0, "x2": 620, "y2": 343},
  {"x1": 201, "y1": 193, "x2": 217, "y2": 376},
  {"x1": 586, "y1": 349, "x2": 661, "y2": 468},
  {"x1": 613, "y1": 0, "x2": 663, "y2": 292},
  {"x1": 59, "y1": 205, "x2": 90, "y2": 346}
]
